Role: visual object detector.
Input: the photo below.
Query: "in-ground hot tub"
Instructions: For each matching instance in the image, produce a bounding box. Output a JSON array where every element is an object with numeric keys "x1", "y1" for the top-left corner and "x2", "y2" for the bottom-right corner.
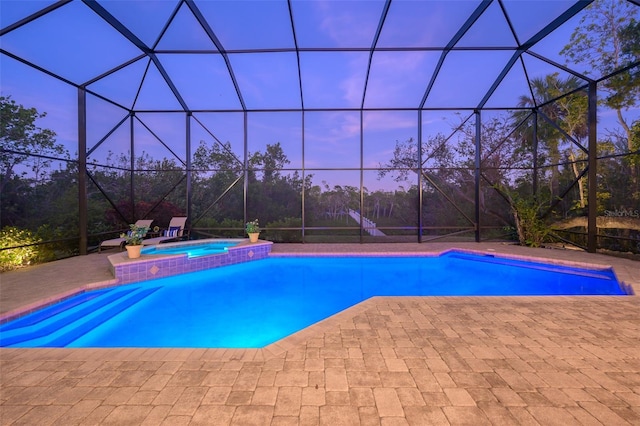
[
  {"x1": 141, "y1": 239, "x2": 242, "y2": 257},
  {"x1": 108, "y1": 238, "x2": 273, "y2": 285}
]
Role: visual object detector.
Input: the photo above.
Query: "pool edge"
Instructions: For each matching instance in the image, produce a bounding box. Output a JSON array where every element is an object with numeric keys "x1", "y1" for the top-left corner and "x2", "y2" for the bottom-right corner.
[{"x1": 2, "y1": 245, "x2": 635, "y2": 328}]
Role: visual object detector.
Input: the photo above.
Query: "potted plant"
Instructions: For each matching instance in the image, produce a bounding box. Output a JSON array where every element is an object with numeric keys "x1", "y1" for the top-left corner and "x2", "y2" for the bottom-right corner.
[
  {"x1": 245, "y1": 219, "x2": 261, "y2": 243},
  {"x1": 121, "y1": 224, "x2": 149, "y2": 258}
]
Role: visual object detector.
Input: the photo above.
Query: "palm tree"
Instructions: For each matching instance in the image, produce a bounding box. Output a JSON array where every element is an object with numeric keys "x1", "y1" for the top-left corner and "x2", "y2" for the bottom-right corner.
[{"x1": 511, "y1": 73, "x2": 586, "y2": 204}]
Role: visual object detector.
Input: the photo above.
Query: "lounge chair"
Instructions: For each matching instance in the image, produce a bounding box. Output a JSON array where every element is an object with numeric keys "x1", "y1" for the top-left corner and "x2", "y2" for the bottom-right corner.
[
  {"x1": 142, "y1": 216, "x2": 188, "y2": 246},
  {"x1": 99, "y1": 219, "x2": 154, "y2": 252}
]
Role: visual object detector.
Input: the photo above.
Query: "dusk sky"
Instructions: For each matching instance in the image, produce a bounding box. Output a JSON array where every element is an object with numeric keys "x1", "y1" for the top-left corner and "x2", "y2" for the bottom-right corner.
[{"x1": 1, "y1": 0, "x2": 638, "y2": 190}]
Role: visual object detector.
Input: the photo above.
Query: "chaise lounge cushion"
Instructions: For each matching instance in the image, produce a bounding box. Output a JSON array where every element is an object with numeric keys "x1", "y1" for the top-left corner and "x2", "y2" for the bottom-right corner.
[
  {"x1": 164, "y1": 226, "x2": 181, "y2": 237},
  {"x1": 99, "y1": 219, "x2": 154, "y2": 252},
  {"x1": 142, "y1": 217, "x2": 188, "y2": 246}
]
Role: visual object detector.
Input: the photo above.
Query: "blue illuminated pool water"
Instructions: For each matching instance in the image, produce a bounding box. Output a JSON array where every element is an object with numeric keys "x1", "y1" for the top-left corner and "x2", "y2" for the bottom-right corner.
[
  {"x1": 141, "y1": 240, "x2": 240, "y2": 257},
  {"x1": 0, "y1": 252, "x2": 629, "y2": 348}
]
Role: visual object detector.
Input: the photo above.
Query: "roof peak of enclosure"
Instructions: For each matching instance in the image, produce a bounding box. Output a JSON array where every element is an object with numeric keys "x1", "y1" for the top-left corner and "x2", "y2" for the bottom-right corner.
[{"x1": 1, "y1": 0, "x2": 639, "y2": 112}]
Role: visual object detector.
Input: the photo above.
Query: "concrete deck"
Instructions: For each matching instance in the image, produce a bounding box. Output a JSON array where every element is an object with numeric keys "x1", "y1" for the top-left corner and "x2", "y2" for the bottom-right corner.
[{"x1": 1, "y1": 242, "x2": 639, "y2": 425}]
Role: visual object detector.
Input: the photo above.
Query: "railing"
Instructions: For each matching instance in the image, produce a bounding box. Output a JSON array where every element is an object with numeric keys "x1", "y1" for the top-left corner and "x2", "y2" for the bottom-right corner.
[{"x1": 348, "y1": 209, "x2": 386, "y2": 237}]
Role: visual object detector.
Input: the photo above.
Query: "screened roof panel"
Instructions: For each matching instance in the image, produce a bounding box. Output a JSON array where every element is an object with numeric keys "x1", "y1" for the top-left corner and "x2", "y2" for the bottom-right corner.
[
  {"x1": 299, "y1": 52, "x2": 369, "y2": 109},
  {"x1": 230, "y1": 52, "x2": 301, "y2": 110},
  {"x1": 155, "y1": 3, "x2": 218, "y2": 51},
  {"x1": 157, "y1": 54, "x2": 241, "y2": 110},
  {"x1": 291, "y1": 0, "x2": 385, "y2": 48},
  {"x1": 95, "y1": 0, "x2": 177, "y2": 48},
  {"x1": 1, "y1": 1, "x2": 141, "y2": 84},
  {"x1": 483, "y1": 59, "x2": 535, "y2": 109},
  {"x1": 456, "y1": 1, "x2": 517, "y2": 48},
  {"x1": 364, "y1": 51, "x2": 441, "y2": 108},
  {"x1": 378, "y1": 1, "x2": 481, "y2": 48},
  {"x1": 0, "y1": 0, "x2": 56, "y2": 29},
  {"x1": 196, "y1": 0, "x2": 295, "y2": 50},
  {"x1": 87, "y1": 59, "x2": 149, "y2": 110},
  {"x1": 501, "y1": 0, "x2": 581, "y2": 44},
  {"x1": 1, "y1": 0, "x2": 638, "y2": 114},
  {"x1": 528, "y1": 3, "x2": 640, "y2": 82},
  {"x1": 424, "y1": 50, "x2": 515, "y2": 108},
  {"x1": 520, "y1": 53, "x2": 588, "y2": 102},
  {"x1": 133, "y1": 60, "x2": 184, "y2": 111},
  {"x1": 527, "y1": 14, "x2": 584, "y2": 74}
]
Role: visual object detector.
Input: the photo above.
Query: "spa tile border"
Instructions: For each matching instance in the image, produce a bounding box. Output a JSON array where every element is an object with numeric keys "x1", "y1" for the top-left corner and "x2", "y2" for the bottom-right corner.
[{"x1": 109, "y1": 240, "x2": 273, "y2": 285}]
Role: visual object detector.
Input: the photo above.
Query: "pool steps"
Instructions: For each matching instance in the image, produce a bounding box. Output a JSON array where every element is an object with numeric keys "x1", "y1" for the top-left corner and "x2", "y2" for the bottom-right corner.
[
  {"x1": 0, "y1": 288, "x2": 113, "y2": 331},
  {"x1": 0, "y1": 286, "x2": 160, "y2": 347},
  {"x1": 447, "y1": 252, "x2": 617, "y2": 280}
]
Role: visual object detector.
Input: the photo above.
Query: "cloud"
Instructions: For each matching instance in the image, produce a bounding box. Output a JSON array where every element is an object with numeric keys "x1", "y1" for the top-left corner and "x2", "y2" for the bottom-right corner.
[{"x1": 314, "y1": 0, "x2": 381, "y2": 47}]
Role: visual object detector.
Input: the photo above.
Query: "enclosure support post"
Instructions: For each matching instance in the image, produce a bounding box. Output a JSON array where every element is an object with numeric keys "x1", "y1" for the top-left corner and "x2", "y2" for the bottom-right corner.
[
  {"x1": 532, "y1": 112, "x2": 538, "y2": 199},
  {"x1": 587, "y1": 81, "x2": 597, "y2": 253},
  {"x1": 243, "y1": 111, "x2": 248, "y2": 226},
  {"x1": 474, "y1": 110, "x2": 481, "y2": 242},
  {"x1": 301, "y1": 111, "x2": 306, "y2": 243},
  {"x1": 359, "y1": 110, "x2": 364, "y2": 243},
  {"x1": 129, "y1": 113, "x2": 135, "y2": 221},
  {"x1": 77, "y1": 87, "x2": 88, "y2": 255},
  {"x1": 418, "y1": 110, "x2": 423, "y2": 243},
  {"x1": 186, "y1": 112, "x2": 192, "y2": 231}
]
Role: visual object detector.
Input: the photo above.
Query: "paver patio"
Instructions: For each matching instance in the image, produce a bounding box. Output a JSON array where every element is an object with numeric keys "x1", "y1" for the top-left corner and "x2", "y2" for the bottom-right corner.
[{"x1": 1, "y1": 243, "x2": 639, "y2": 425}]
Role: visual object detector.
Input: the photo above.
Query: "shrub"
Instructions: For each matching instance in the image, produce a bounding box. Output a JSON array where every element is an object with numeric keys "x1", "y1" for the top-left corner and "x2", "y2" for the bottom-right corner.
[
  {"x1": 510, "y1": 197, "x2": 552, "y2": 247},
  {"x1": 1, "y1": 227, "x2": 40, "y2": 271},
  {"x1": 0, "y1": 226, "x2": 63, "y2": 271},
  {"x1": 195, "y1": 218, "x2": 244, "y2": 238},
  {"x1": 264, "y1": 217, "x2": 303, "y2": 242}
]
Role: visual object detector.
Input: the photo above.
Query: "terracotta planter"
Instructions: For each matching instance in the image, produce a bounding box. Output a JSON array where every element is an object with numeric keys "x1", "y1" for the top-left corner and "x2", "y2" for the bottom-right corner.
[
  {"x1": 248, "y1": 232, "x2": 260, "y2": 243},
  {"x1": 125, "y1": 244, "x2": 143, "y2": 259}
]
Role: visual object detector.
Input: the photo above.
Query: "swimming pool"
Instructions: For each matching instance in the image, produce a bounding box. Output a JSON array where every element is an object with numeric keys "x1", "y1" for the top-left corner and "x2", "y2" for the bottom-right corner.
[
  {"x1": 141, "y1": 239, "x2": 241, "y2": 257},
  {"x1": 0, "y1": 251, "x2": 629, "y2": 348}
]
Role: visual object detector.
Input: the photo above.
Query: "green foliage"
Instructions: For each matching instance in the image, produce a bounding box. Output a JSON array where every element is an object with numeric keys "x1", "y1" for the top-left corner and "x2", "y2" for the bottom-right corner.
[
  {"x1": 0, "y1": 227, "x2": 38, "y2": 271},
  {"x1": 264, "y1": 217, "x2": 303, "y2": 242},
  {"x1": 510, "y1": 196, "x2": 553, "y2": 248},
  {"x1": 560, "y1": 0, "x2": 639, "y2": 155},
  {"x1": 0, "y1": 96, "x2": 65, "y2": 182},
  {"x1": 629, "y1": 120, "x2": 640, "y2": 167},
  {"x1": 245, "y1": 219, "x2": 260, "y2": 234},
  {"x1": 560, "y1": 0, "x2": 640, "y2": 106},
  {"x1": 120, "y1": 224, "x2": 149, "y2": 246},
  {"x1": 195, "y1": 218, "x2": 244, "y2": 238},
  {"x1": 0, "y1": 226, "x2": 58, "y2": 272},
  {"x1": 1, "y1": 96, "x2": 69, "y2": 228}
]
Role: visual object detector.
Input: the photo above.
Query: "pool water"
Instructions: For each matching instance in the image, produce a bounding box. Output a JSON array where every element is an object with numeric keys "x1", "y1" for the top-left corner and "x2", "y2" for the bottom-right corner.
[
  {"x1": 141, "y1": 240, "x2": 239, "y2": 257},
  {"x1": 0, "y1": 252, "x2": 628, "y2": 348}
]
